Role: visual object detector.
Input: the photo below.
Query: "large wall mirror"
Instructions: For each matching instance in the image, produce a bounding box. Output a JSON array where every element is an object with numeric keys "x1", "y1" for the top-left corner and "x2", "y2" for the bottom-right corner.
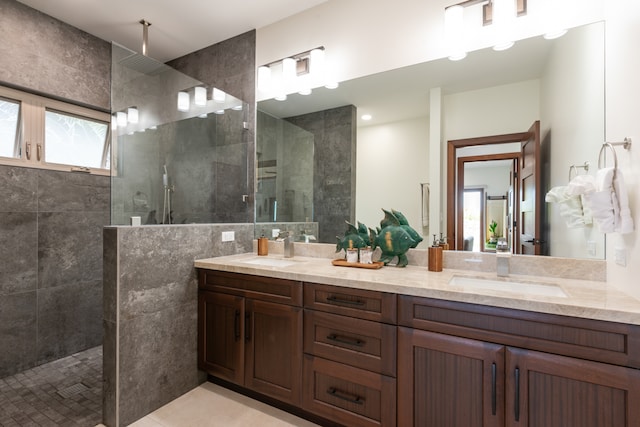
[{"x1": 256, "y1": 20, "x2": 605, "y2": 260}]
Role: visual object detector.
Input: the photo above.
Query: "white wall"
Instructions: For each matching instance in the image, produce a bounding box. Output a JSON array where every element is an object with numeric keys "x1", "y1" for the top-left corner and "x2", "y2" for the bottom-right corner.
[
  {"x1": 356, "y1": 117, "x2": 429, "y2": 247},
  {"x1": 541, "y1": 23, "x2": 605, "y2": 259},
  {"x1": 444, "y1": 80, "x2": 540, "y2": 140},
  {"x1": 605, "y1": 0, "x2": 640, "y2": 297}
]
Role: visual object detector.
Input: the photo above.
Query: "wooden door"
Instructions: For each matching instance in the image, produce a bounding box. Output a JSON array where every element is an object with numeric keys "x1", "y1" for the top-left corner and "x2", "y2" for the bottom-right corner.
[
  {"x1": 518, "y1": 121, "x2": 541, "y2": 255},
  {"x1": 244, "y1": 299, "x2": 303, "y2": 406},
  {"x1": 506, "y1": 347, "x2": 640, "y2": 427},
  {"x1": 198, "y1": 290, "x2": 244, "y2": 384},
  {"x1": 397, "y1": 327, "x2": 504, "y2": 427}
]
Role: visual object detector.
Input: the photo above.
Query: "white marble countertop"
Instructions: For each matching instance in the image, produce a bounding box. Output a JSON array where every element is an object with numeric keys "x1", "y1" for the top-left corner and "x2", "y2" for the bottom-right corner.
[{"x1": 195, "y1": 253, "x2": 640, "y2": 325}]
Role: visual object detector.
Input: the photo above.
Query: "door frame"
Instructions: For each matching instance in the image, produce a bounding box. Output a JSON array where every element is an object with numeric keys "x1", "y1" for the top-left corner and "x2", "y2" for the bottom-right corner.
[
  {"x1": 457, "y1": 153, "x2": 520, "y2": 252},
  {"x1": 447, "y1": 132, "x2": 529, "y2": 251}
]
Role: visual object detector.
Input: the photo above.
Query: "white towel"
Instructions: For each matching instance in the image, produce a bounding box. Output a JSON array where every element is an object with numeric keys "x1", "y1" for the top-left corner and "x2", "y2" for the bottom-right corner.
[
  {"x1": 545, "y1": 185, "x2": 589, "y2": 228},
  {"x1": 421, "y1": 183, "x2": 429, "y2": 228},
  {"x1": 585, "y1": 167, "x2": 634, "y2": 234}
]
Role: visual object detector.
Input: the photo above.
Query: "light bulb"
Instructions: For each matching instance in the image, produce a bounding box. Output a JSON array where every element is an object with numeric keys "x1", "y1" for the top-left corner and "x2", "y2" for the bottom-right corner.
[
  {"x1": 116, "y1": 111, "x2": 127, "y2": 127},
  {"x1": 177, "y1": 91, "x2": 190, "y2": 112},
  {"x1": 127, "y1": 107, "x2": 138, "y2": 124},
  {"x1": 194, "y1": 86, "x2": 207, "y2": 106},
  {"x1": 257, "y1": 66, "x2": 272, "y2": 92},
  {"x1": 212, "y1": 88, "x2": 226, "y2": 103}
]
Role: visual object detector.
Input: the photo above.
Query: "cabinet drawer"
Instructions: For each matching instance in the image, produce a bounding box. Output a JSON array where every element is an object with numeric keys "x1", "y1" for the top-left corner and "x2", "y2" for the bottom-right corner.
[
  {"x1": 398, "y1": 295, "x2": 640, "y2": 368},
  {"x1": 304, "y1": 283, "x2": 396, "y2": 323},
  {"x1": 302, "y1": 355, "x2": 396, "y2": 427},
  {"x1": 304, "y1": 310, "x2": 396, "y2": 376},
  {"x1": 198, "y1": 270, "x2": 302, "y2": 306}
]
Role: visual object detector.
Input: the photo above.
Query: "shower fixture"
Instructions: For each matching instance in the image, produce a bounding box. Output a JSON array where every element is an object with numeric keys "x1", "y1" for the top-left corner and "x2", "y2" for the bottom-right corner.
[{"x1": 139, "y1": 19, "x2": 151, "y2": 56}]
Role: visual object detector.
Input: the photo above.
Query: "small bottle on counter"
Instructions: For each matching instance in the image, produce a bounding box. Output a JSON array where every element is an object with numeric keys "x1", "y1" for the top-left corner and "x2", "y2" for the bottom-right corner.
[
  {"x1": 257, "y1": 235, "x2": 269, "y2": 256},
  {"x1": 346, "y1": 239, "x2": 359, "y2": 263},
  {"x1": 428, "y1": 234, "x2": 443, "y2": 272},
  {"x1": 360, "y1": 246, "x2": 373, "y2": 264}
]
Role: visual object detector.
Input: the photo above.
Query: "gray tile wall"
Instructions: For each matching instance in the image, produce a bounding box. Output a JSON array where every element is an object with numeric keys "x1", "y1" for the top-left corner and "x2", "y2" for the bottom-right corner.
[
  {"x1": 0, "y1": 166, "x2": 110, "y2": 378},
  {"x1": 285, "y1": 105, "x2": 358, "y2": 243},
  {"x1": 0, "y1": 0, "x2": 110, "y2": 110},
  {"x1": 103, "y1": 224, "x2": 254, "y2": 427},
  {"x1": 168, "y1": 31, "x2": 256, "y2": 224}
]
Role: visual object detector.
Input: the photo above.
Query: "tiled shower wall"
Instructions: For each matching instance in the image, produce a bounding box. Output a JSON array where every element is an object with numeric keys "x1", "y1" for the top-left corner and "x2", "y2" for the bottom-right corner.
[
  {"x1": 285, "y1": 105, "x2": 357, "y2": 243},
  {"x1": 0, "y1": 166, "x2": 110, "y2": 377},
  {"x1": 0, "y1": 0, "x2": 111, "y2": 378}
]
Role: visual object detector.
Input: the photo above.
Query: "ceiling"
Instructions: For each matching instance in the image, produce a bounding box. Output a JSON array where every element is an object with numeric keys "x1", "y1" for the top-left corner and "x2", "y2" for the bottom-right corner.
[{"x1": 17, "y1": 0, "x2": 329, "y2": 63}]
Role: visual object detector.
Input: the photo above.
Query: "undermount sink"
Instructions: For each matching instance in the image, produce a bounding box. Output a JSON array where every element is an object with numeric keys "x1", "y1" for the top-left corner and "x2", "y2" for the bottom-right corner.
[
  {"x1": 448, "y1": 275, "x2": 568, "y2": 298},
  {"x1": 240, "y1": 257, "x2": 301, "y2": 268}
]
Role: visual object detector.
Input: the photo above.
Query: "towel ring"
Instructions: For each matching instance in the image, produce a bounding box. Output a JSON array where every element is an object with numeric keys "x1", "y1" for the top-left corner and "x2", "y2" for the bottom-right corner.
[
  {"x1": 568, "y1": 161, "x2": 589, "y2": 181},
  {"x1": 598, "y1": 143, "x2": 618, "y2": 170},
  {"x1": 598, "y1": 137, "x2": 632, "y2": 170}
]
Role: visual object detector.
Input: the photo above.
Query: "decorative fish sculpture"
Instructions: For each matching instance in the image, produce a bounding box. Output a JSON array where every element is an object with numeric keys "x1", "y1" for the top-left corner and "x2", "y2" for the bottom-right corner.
[
  {"x1": 335, "y1": 221, "x2": 368, "y2": 253},
  {"x1": 369, "y1": 209, "x2": 420, "y2": 267}
]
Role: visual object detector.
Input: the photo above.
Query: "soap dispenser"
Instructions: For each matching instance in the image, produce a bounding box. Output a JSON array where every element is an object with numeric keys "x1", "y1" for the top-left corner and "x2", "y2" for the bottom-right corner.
[
  {"x1": 257, "y1": 234, "x2": 268, "y2": 256},
  {"x1": 428, "y1": 234, "x2": 443, "y2": 272}
]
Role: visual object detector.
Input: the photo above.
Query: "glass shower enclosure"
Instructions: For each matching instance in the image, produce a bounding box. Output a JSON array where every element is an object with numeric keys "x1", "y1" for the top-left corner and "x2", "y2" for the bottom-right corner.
[{"x1": 110, "y1": 43, "x2": 249, "y2": 225}]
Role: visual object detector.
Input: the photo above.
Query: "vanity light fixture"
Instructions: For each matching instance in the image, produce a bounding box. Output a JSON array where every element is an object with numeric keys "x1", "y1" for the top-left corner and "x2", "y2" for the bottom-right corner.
[
  {"x1": 257, "y1": 46, "x2": 337, "y2": 97},
  {"x1": 444, "y1": 0, "x2": 527, "y2": 59},
  {"x1": 177, "y1": 91, "x2": 190, "y2": 112},
  {"x1": 194, "y1": 86, "x2": 207, "y2": 106}
]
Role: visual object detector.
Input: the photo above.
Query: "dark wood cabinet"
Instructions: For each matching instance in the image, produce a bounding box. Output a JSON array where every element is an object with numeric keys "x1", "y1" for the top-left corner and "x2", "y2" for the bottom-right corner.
[
  {"x1": 197, "y1": 270, "x2": 303, "y2": 407},
  {"x1": 398, "y1": 327, "x2": 504, "y2": 427},
  {"x1": 506, "y1": 347, "x2": 640, "y2": 427},
  {"x1": 398, "y1": 295, "x2": 640, "y2": 427}
]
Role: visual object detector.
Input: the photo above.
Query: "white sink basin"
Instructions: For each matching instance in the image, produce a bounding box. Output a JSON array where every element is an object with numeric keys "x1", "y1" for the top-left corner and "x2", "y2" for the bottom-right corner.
[
  {"x1": 240, "y1": 257, "x2": 301, "y2": 268},
  {"x1": 448, "y1": 275, "x2": 568, "y2": 298}
]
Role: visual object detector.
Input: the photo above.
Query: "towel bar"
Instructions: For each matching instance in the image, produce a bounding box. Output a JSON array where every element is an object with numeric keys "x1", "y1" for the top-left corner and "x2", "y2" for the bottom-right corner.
[{"x1": 568, "y1": 161, "x2": 589, "y2": 181}]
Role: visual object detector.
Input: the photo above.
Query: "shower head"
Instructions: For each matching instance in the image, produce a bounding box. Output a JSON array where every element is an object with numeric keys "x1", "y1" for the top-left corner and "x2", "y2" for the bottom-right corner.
[{"x1": 118, "y1": 52, "x2": 168, "y2": 75}]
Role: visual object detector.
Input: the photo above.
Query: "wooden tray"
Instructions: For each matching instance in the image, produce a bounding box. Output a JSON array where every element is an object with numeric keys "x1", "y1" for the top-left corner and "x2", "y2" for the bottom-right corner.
[{"x1": 331, "y1": 259, "x2": 384, "y2": 269}]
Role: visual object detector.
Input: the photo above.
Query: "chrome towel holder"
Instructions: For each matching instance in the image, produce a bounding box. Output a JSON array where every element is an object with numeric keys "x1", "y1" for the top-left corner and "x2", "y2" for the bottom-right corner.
[
  {"x1": 568, "y1": 161, "x2": 589, "y2": 181},
  {"x1": 598, "y1": 137, "x2": 632, "y2": 171}
]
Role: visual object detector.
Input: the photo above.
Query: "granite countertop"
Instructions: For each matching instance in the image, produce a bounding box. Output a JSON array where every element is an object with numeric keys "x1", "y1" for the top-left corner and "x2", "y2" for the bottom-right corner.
[{"x1": 195, "y1": 253, "x2": 640, "y2": 326}]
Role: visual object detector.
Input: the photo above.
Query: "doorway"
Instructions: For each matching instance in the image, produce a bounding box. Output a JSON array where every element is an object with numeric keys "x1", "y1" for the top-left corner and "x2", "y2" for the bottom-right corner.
[{"x1": 446, "y1": 121, "x2": 542, "y2": 254}]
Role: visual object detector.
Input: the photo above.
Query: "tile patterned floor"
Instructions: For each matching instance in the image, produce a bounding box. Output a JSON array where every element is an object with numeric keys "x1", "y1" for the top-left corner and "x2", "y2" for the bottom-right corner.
[{"x1": 0, "y1": 346, "x2": 102, "y2": 427}]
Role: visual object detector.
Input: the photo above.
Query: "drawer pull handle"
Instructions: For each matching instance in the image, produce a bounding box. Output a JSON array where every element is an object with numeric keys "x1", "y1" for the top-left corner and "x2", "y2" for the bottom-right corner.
[
  {"x1": 234, "y1": 310, "x2": 240, "y2": 341},
  {"x1": 326, "y1": 333, "x2": 365, "y2": 347},
  {"x1": 326, "y1": 296, "x2": 365, "y2": 306},
  {"x1": 327, "y1": 387, "x2": 364, "y2": 405},
  {"x1": 514, "y1": 367, "x2": 520, "y2": 422},
  {"x1": 491, "y1": 362, "x2": 497, "y2": 416}
]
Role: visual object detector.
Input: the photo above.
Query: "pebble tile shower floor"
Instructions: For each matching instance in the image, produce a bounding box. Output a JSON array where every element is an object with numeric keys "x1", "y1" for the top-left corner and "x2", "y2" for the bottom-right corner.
[{"x1": 0, "y1": 346, "x2": 102, "y2": 427}]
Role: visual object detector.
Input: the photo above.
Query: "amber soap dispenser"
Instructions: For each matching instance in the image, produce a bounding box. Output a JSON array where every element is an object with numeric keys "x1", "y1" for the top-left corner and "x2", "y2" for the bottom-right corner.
[{"x1": 428, "y1": 234, "x2": 443, "y2": 272}]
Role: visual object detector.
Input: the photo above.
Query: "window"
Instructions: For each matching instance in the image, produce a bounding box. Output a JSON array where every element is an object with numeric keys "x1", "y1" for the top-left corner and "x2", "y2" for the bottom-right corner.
[
  {"x1": 45, "y1": 110, "x2": 109, "y2": 169},
  {"x1": 0, "y1": 97, "x2": 20, "y2": 158},
  {"x1": 0, "y1": 85, "x2": 110, "y2": 174}
]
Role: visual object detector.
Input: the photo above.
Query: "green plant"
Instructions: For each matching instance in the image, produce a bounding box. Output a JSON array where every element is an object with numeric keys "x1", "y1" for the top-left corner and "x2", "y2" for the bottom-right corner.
[{"x1": 489, "y1": 220, "x2": 498, "y2": 237}]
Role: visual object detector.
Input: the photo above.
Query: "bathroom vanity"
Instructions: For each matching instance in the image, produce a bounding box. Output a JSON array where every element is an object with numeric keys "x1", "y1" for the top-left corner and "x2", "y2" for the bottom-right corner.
[{"x1": 195, "y1": 253, "x2": 640, "y2": 427}]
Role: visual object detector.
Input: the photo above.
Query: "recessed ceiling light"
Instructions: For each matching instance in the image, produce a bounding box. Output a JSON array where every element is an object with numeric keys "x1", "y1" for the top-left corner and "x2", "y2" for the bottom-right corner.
[{"x1": 361, "y1": 114, "x2": 372, "y2": 121}]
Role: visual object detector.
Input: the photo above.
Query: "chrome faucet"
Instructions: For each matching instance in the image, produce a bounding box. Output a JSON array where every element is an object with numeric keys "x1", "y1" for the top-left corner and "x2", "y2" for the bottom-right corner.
[
  {"x1": 495, "y1": 237, "x2": 511, "y2": 277},
  {"x1": 283, "y1": 232, "x2": 294, "y2": 258}
]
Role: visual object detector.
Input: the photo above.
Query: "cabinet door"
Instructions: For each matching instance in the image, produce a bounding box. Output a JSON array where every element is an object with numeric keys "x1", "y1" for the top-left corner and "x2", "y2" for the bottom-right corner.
[
  {"x1": 198, "y1": 291, "x2": 244, "y2": 384},
  {"x1": 245, "y1": 299, "x2": 303, "y2": 406},
  {"x1": 398, "y1": 327, "x2": 504, "y2": 427},
  {"x1": 506, "y1": 347, "x2": 640, "y2": 427}
]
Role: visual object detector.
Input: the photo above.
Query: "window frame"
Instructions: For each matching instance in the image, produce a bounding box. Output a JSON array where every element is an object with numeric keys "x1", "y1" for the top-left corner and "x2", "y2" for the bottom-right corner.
[{"x1": 0, "y1": 85, "x2": 110, "y2": 175}]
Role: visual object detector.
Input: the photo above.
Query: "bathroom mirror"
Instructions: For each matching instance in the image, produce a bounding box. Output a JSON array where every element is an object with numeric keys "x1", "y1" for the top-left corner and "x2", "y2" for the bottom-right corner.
[{"x1": 256, "y1": 21, "x2": 605, "y2": 260}]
